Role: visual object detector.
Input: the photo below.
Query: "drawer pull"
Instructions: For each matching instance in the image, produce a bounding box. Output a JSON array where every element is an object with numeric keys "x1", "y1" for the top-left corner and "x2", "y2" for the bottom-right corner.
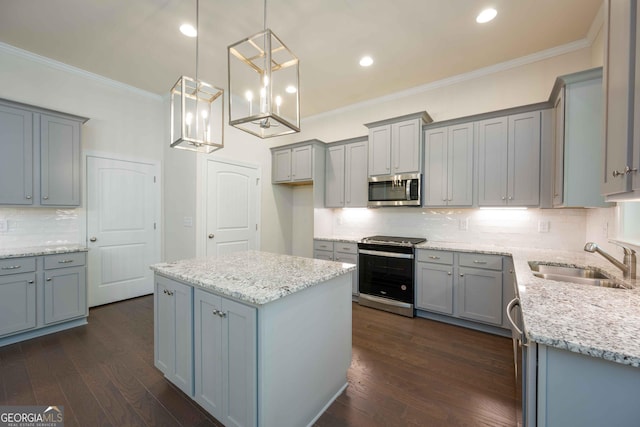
[
  {"x1": 46, "y1": 278, "x2": 52, "y2": 282},
  {"x1": 28, "y1": 280, "x2": 34, "y2": 284},
  {"x1": 1, "y1": 265, "x2": 21, "y2": 270},
  {"x1": 342, "y1": 247, "x2": 351, "y2": 251},
  {"x1": 473, "y1": 260, "x2": 487, "y2": 264},
  {"x1": 58, "y1": 259, "x2": 74, "y2": 264},
  {"x1": 428, "y1": 256, "x2": 440, "y2": 260}
]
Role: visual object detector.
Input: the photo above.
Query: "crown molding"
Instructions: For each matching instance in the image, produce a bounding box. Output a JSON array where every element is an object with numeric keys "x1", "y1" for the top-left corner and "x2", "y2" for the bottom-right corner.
[
  {"x1": 0, "y1": 42, "x2": 163, "y2": 101},
  {"x1": 586, "y1": 2, "x2": 605, "y2": 45},
  {"x1": 304, "y1": 38, "x2": 592, "y2": 123}
]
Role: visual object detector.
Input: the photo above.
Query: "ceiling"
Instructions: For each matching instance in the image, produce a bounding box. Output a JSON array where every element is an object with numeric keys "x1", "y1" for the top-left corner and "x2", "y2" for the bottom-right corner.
[{"x1": 0, "y1": 0, "x2": 602, "y2": 118}]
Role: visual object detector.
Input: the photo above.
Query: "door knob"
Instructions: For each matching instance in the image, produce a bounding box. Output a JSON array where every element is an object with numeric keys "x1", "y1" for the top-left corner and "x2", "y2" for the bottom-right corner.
[
  {"x1": 208, "y1": 234, "x2": 215, "y2": 239},
  {"x1": 90, "y1": 237, "x2": 97, "y2": 242}
]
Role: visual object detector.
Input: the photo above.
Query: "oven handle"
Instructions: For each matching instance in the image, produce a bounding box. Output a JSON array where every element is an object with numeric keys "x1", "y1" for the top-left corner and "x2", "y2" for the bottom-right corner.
[
  {"x1": 359, "y1": 249, "x2": 414, "y2": 259},
  {"x1": 405, "y1": 179, "x2": 412, "y2": 200}
]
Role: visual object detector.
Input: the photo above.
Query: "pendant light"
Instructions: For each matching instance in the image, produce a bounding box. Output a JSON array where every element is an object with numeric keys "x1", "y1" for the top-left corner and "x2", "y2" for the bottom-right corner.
[
  {"x1": 227, "y1": 0, "x2": 300, "y2": 138},
  {"x1": 170, "y1": 0, "x2": 224, "y2": 153}
]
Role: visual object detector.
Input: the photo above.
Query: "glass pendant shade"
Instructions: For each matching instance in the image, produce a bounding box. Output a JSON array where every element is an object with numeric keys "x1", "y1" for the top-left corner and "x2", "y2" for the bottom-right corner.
[
  {"x1": 170, "y1": 76, "x2": 224, "y2": 153},
  {"x1": 228, "y1": 29, "x2": 300, "y2": 138}
]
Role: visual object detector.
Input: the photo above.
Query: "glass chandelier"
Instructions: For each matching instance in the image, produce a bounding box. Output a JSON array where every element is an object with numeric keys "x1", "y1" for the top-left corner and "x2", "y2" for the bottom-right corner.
[
  {"x1": 227, "y1": 0, "x2": 300, "y2": 138},
  {"x1": 170, "y1": 0, "x2": 224, "y2": 153}
]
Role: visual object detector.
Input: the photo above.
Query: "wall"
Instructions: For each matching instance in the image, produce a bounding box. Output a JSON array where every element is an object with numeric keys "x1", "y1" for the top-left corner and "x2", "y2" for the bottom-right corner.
[{"x1": 0, "y1": 43, "x2": 163, "y2": 249}]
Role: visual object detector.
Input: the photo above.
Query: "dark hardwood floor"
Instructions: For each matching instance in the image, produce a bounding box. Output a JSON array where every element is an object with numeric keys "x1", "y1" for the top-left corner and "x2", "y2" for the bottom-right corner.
[{"x1": 0, "y1": 296, "x2": 518, "y2": 426}]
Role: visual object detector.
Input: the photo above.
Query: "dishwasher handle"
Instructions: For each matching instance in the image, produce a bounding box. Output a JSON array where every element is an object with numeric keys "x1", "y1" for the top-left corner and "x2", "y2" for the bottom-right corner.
[{"x1": 506, "y1": 297, "x2": 523, "y2": 339}]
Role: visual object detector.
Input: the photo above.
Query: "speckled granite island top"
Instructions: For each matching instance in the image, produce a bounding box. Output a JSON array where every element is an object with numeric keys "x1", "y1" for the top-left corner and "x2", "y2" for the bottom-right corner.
[
  {"x1": 0, "y1": 244, "x2": 88, "y2": 259},
  {"x1": 151, "y1": 250, "x2": 356, "y2": 306},
  {"x1": 414, "y1": 241, "x2": 640, "y2": 367}
]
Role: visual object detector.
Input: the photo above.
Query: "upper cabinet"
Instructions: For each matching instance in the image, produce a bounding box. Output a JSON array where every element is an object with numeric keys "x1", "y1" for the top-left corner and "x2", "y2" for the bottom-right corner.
[
  {"x1": 365, "y1": 112, "x2": 432, "y2": 176},
  {"x1": 423, "y1": 123, "x2": 474, "y2": 207},
  {"x1": 550, "y1": 68, "x2": 610, "y2": 208},
  {"x1": 271, "y1": 140, "x2": 324, "y2": 184},
  {"x1": 477, "y1": 111, "x2": 541, "y2": 207},
  {"x1": 601, "y1": 0, "x2": 639, "y2": 198},
  {"x1": 0, "y1": 99, "x2": 87, "y2": 207},
  {"x1": 325, "y1": 137, "x2": 368, "y2": 208}
]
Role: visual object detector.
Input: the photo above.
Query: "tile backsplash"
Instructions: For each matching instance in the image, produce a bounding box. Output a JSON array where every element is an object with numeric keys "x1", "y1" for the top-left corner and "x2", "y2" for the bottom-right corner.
[
  {"x1": 316, "y1": 207, "x2": 602, "y2": 251},
  {"x1": 0, "y1": 208, "x2": 82, "y2": 248}
]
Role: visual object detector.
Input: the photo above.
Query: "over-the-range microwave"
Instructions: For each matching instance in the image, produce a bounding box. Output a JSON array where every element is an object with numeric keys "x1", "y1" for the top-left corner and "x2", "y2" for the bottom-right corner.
[{"x1": 368, "y1": 173, "x2": 421, "y2": 207}]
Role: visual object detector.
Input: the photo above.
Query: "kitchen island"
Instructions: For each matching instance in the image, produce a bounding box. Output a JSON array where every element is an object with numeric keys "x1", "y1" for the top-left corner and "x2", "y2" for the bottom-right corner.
[{"x1": 150, "y1": 250, "x2": 355, "y2": 427}]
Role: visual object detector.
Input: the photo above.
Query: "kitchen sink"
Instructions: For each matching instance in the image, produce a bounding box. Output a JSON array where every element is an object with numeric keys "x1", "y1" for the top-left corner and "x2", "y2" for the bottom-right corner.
[{"x1": 528, "y1": 262, "x2": 628, "y2": 289}]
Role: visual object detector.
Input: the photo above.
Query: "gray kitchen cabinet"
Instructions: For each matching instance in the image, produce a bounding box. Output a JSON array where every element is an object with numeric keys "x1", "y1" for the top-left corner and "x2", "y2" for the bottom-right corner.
[
  {"x1": 415, "y1": 249, "x2": 507, "y2": 330},
  {"x1": 0, "y1": 104, "x2": 33, "y2": 205},
  {"x1": 325, "y1": 137, "x2": 368, "y2": 208},
  {"x1": 40, "y1": 114, "x2": 81, "y2": 206},
  {"x1": 154, "y1": 275, "x2": 193, "y2": 397},
  {"x1": 551, "y1": 68, "x2": 609, "y2": 207},
  {"x1": 601, "y1": 0, "x2": 637, "y2": 197},
  {"x1": 0, "y1": 259, "x2": 37, "y2": 336},
  {"x1": 635, "y1": 0, "x2": 640, "y2": 194},
  {"x1": 194, "y1": 288, "x2": 257, "y2": 427},
  {"x1": 0, "y1": 99, "x2": 86, "y2": 207},
  {"x1": 424, "y1": 123, "x2": 474, "y2": 206},
  {"x1": 313, "y1": 239, "x2": 359, "y2": 295},
  {"x1": 271, "y1": 140, "x2": 324, "y2": 184},
  {"x1": 477, "y1": 111, "x2": 540, "y2": 206},
  {"x1": 415, "y1": 261, "x2": 454, "y2": 315},
  {"x1": 366, "y1": 112, "x2": 432, "y2": 176},
  {"x1": 43, "y1": 252, "x2": 87, "y2": 324}
]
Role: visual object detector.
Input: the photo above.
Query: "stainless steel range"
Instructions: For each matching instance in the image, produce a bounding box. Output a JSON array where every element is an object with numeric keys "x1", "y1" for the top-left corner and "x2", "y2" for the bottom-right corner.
[{"x1": 358, "y1": 235, "x2": 426, "y2": 317}]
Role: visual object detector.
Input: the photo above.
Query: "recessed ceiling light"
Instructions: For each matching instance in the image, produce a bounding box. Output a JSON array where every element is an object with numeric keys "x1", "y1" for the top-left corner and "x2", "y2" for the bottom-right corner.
[
  {"x1": 180, "y1": 23, "x2": 197, "y2": 37},
  {"x1": 359, "y1": 56, "x2": 373, "y2": 67},
  {"x1": 476, "y1": 8, "x2": 497, "y2": 24},
  {"x1": 285, "y1": 85, "x2": 297, "y2": 94}
]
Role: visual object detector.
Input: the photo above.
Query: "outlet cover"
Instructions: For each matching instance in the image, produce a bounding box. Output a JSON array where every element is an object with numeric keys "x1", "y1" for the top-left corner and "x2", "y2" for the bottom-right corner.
[
  {"x1": 602, "y1": 221, "x2": 609, "y2": 238},
  {"x1": 538, "y1": 220, "x2": 550, "y2": 233},
  {"x1": 0, "y1": 219, "x2": 7, "y2": 232},
  {"x1": 459, "y1": 218, "x2": 469, "y2": 231},
  {"x1": 183, "y1": 216, "x2": 193, "y2": 228}
]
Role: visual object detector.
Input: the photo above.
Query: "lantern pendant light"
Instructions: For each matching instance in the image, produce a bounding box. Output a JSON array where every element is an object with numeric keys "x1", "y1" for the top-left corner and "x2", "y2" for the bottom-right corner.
[
  {"x1": 170, "y1": 0, "x2": 224, "y2": 153},
  {"x1": 227, "y1": 0, "x2": 300, "y2": 138}
]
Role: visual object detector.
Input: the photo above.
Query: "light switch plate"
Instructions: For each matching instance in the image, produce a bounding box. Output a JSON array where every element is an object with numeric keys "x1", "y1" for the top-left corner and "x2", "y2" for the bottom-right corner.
[
  {"x1": 538, "y1": 220, "x2": 550, "y2": 233},
  {"x1": 183, "y1": 216, "x2": 193, "y2": 227},
  {"x1": 0, "y1": 219, "x2": 7, "y2": 232},
  {"x1": 459, "y1": 218, "x2": 469, "y2": 231}
]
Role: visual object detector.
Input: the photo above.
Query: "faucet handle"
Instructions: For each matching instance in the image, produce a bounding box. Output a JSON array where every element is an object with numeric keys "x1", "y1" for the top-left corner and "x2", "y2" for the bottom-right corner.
[{"x1": 609, "y1": 240, "x2": 636, "y2": 255}]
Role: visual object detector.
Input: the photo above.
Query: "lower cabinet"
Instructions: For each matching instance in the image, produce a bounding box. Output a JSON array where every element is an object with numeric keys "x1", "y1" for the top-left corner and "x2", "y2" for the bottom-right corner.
[
  {"x1": 194, "y1": 289, "x2": 257, "y2": 427},
  {"x1": 0, "y1": 272, "x2": 37, "y2": 336},
  {"x1": 155, "y1": 276, "x2": 193, "y2": 396},
  {"x1": 0, "y1": 252, "x2": 87, "y2": 346},
  {"x1": 313, "y1": 240, "x2": 359, "y2": 295},
  {"x1": 416, "y1": 249, "x2": 507, "y2": 328}
]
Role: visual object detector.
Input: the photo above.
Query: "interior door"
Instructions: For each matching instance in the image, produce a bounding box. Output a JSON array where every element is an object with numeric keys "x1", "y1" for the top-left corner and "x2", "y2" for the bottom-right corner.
[
  {"x1": 86, "y1": 156, "x2": 159, "y2": 307},
  {"x1": 206, "y1": 160, "x2": 259, "y2": 257}
]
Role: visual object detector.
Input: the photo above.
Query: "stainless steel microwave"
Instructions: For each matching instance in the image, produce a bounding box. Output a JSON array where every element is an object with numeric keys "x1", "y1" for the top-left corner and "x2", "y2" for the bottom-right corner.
[{"x1": 368, "y1": 173, "x2": 421, "y2": 207}]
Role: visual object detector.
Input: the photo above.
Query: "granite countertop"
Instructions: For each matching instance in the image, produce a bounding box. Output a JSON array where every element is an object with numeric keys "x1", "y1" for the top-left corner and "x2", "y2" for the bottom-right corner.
[
  {"x1": 151, "y1": 250, "x2": 356, "y2": 306},
  {"x1": 415, "y1": 241, "x2": 640, "y2": 367},
  {"x1": 314, "y1": 236, "x2": 361, "y2": 244},
  {"x1": 0, "y1": 244, "x2": 88, "y2": 259}
]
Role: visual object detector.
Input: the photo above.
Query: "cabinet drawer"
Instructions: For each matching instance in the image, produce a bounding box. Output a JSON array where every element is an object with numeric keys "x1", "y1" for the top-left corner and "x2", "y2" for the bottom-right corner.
[
  {"x1": 416, "y1": 250, "x2": 453, "y2": 265},
  {"x1": 334, "y1": 242, "x2": 358, "y2": 255},
  {"x1": 458, "y1": 253, "x2": 502, "y2": 270},
  {"x1": 314, "y1": 250, "x2": 334, "y2": 261},
  {"x1": 0, "y1": 257, "x2": 37, "y2": 276},
  {"x1": 334, "y1": 253, "x2": 357, "y2": 264},
  {"x1": 313, "y1": 240, "x2": 335, "y2": 252},
  {"x1": 44, "y1": 252, "x2": 86, "y2": 270}
]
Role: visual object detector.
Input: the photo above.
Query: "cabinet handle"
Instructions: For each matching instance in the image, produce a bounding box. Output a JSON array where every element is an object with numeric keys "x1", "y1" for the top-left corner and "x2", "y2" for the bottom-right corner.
[
  {"x1": 213, "y1": 309, "x2": 226, "y2": 318},
  {"x1": 208, "y1": 234, "x2": 215, "y2": 239},
  {"x1": 509, "y1": 269, "x2": 514, "y2": 274},
  {"x1": 508, "y1": 196, "x2": 513, "y2": 200},
  {"x1": 1, "y1": 265, "x2": 21, "y2": 270},
  {"x1": 473, "y1": 260, "x2": 487, "y2": 264},
  {"x1": 58, "y1": 259, "x2": 74, "y2": 264},
  {"x1": 25, "y1": 195, "x2": 32, "y2": 200},
  {"x1": 428, "y1": 256, "x2": 440, "y2": 260},
  {"x1": 28, "y1": 280, "x2": 34, "y2": 284},
  {"x1": 612, "y1": 169, "x2": 624, "y2": 177},
  {"x1": 501, "y1": 196, "x2": 506, "y2": 200},
  {"x1": 625, "y1": 166, "x2": 638, "y2": 175},
  {"x1": 460, "y1": 274, "x2": 465, "y2": 277},
  {"x1": 46, "y1": 278, "x2": 52, "y2": 281},
  {"x1": 90, "y1": 237, "x2": 97, "y2": 242},
  {"x1": 43, "y1": 196, "x2": 49, "y2": 200},
  {"x1": 342, "y1": 247, "x2": 350, "y2": 251},
  {"x1": 447, "y1": 272, "x2": 452, "y2": 276}
]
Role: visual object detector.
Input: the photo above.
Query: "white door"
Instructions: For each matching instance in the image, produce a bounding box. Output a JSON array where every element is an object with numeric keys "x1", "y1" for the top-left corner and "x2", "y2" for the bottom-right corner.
[
  {"x1": 206, "y1": 160, "x2": 259, "y2": 257},
  {"x1": 87, "y1": 156, "x2": 159, "y2": 307}
]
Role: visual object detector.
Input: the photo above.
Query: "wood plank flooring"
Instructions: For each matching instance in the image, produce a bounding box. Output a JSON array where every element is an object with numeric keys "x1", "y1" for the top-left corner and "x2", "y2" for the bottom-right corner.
[{"x1": 0, "y1": 296, "x2": 518, "y2": 426}]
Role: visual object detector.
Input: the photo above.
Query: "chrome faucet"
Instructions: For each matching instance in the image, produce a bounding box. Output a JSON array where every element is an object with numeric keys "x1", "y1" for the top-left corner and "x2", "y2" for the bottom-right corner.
[{"x1": 584, "y1": 242, "x2": 636, "y2": 280}]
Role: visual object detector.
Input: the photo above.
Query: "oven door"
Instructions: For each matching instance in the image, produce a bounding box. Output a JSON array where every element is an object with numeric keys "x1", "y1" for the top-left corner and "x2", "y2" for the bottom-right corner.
[{"x1": 358, "y1": 249, "x2": 414, "y2": 302}]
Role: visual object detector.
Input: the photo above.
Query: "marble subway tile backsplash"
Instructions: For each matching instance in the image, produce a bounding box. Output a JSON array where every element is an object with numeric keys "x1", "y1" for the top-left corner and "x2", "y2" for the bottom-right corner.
[
  {"x1": 0, "y1": 208, "x2": 82, "y2": 249},
  {"x1": 319, "y1": 207, "x2": 592, "y2": 251}
]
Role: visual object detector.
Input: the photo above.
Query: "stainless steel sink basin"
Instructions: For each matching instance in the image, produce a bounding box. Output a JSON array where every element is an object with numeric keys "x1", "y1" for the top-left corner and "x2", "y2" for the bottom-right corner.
[{"x1": 528, "y1": 262, "x2": 627, "y2": 289}]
